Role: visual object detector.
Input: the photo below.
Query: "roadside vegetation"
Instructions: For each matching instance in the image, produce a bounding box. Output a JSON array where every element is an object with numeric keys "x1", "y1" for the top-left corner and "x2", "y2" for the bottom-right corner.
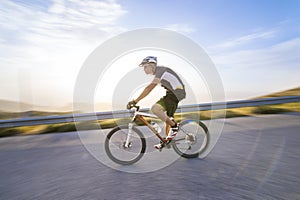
[{"x1": 0, "y1": 87, "x2": 299, "y2": 137}]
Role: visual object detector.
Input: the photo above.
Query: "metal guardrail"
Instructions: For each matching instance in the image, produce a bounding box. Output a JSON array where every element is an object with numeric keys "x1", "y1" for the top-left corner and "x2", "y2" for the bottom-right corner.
[{"x1": 0, "y1": 96, "x2": 299, "y2": 128}]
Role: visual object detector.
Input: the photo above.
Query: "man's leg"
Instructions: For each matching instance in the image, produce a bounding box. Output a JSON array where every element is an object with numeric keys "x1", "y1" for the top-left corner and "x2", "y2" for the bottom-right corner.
[
  {"x1": 151, "y1": 103, "x2": 176, "y2": 127},
  {"x1": 165, "y1": 123, "x2": 170, "y2": 137},
  {"x1": 152, "y1": 96, "x2": 179, "y2": 150},
  {"x1": 151, "y1": 103, "x2": 172, "y2": 136},
  {"x1": 151, "y1": 102, "x2": 178, "y2": 139},
  {"x1": 151, "y1": 103, "x2": 177, "y2": 149}
]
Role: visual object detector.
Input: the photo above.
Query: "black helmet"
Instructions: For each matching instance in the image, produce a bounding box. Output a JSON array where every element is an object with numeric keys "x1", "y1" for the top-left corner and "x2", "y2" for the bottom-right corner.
[{"x1": 139, "y1": 56, "x2": 157, "y2": 67}]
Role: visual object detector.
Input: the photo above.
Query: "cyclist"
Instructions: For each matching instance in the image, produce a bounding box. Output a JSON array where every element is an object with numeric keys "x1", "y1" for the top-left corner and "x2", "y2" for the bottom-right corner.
[{"x1": 127, "y1": 56, "x2": 186, "y2": 149}]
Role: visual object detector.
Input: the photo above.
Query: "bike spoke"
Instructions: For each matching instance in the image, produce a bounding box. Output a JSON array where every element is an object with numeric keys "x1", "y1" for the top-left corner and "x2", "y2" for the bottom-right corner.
[
  {"x1": 172, "y1": 120, "x2": 209, "y2": 158},
  {"x1": 105, "y1": 126, "x2": 146, "y2": 165}
]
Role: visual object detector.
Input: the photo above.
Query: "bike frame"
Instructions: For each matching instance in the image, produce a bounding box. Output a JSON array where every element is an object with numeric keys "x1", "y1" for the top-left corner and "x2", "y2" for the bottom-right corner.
[
  {"x1": 126, "y1": 108, "x2": 167, "y2": 147},
  {"x1": 106, "y1": 106, "x2": 209, "y2": 164}
]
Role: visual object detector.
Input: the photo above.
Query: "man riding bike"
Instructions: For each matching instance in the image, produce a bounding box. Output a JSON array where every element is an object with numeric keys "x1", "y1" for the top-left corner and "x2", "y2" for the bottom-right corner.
[{"x1": 127, "y1": 56, "x2": 186, "y2": 150}]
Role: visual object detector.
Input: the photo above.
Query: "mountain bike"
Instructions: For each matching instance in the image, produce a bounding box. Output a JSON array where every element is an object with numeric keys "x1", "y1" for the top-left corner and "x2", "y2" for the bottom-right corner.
[{"x1": 105, "y1": 105, "x2": 210, "y2": 165}]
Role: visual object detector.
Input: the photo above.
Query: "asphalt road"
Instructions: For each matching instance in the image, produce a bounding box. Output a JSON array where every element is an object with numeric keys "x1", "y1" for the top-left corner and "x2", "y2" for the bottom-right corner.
[{"x1": 0, "y1": 113, "x2": 299, "y2": 200}]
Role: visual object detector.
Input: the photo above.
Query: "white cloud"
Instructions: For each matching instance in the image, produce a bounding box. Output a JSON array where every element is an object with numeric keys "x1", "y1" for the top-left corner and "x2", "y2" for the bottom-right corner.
[
  {"x1": 0, "y1": 0, "x2": 128, "y2": 108},
  {"x1": 213, "y1": 37, "x2": 300, "y2": 69},
  {"x1": 212, "y1": 30, "x2": 277, "y2": 50},
  {"x1": 0, "y1": 0, "x2": 127, "y2": 44},
  {"x1": 0, "y1": 0, "x2": 128, "y2": 68},
  {"x1": 47, "y1": 0, "x2": 127, "y2": 26},
  {"x1": 210, "y1": 37, "x2": 300, "y2": 99}
]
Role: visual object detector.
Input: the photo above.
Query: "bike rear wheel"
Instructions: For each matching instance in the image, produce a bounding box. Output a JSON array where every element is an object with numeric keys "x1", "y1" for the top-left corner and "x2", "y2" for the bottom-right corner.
[
  {"x1": 105, "y1": 125, "x2": 146, "y2": 165},
  {"x1": 172, "y1": 120, "x2": 210, "y2": 158}
]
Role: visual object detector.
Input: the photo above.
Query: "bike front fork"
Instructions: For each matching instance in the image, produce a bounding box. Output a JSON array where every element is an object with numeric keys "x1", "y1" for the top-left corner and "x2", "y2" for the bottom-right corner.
[{"x1": 124, "y1": 123, "x2": 134, "y2": 148}]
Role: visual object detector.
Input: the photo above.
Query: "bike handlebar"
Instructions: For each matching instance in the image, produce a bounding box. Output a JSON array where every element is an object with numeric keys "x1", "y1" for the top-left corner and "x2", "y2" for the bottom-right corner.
[
  {"x1": 127, "y1": 103, "x2": 140, "y2": 111},
  {"x1": 131, "y1": 105, "x2": 140, "y2": 111}
]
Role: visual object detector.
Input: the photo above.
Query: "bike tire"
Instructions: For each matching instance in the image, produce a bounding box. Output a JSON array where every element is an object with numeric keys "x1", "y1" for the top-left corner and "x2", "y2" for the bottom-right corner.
[
  {"x1": 172, "y1": 119, "x2": 210, "y2": 158},
  {"x1": 105, "y1": 125, "x2": 146, "y2": 165}
]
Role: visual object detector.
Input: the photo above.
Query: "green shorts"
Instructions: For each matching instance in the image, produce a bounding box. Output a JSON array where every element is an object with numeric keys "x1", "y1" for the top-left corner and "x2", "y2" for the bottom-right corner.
[{"x1": 156, "y1": 92, "x2": 179, "y2": 117}]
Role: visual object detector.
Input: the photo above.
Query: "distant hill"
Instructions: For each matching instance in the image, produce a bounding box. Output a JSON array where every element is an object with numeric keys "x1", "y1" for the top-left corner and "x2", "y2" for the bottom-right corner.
[
  {"x1": 0, "y1": 99, "x2": 122, "y2": 120},
  {"x1": 0, "y1": 110, "x2": 73, "y2": 120},
  {"x1": 0, "y1": 99, "x2": 73, "y2": 113},
  {"x1": 1, "y1": 86, "x2": 299, "y2": 119},
  {"x1": 0, "y1": 98, "x2": 123, "y2": 113},
  {"x1": 256, "y1": 86, "x2": 300, "y2": 98},
  {"x1": 0, "y1": 99, "x2": 36, "y2": 112}
]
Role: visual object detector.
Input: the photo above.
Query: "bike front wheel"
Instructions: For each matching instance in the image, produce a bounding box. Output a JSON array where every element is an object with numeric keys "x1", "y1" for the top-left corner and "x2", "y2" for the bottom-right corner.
[
  {"x1": 105, "y1": 125, "x2": 146, "y2": 165},
  {"x1": 172, "y1": 120, "x2": 210, "y2": 158}
]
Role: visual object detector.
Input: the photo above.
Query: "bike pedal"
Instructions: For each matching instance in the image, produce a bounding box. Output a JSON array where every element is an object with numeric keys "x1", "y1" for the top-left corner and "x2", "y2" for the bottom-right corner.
[{"x1": 154, "y1": 143, "x2": 164, "y2": 151}]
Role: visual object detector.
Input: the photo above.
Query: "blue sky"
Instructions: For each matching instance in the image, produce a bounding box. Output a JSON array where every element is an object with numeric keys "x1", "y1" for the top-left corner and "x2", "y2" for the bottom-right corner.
[{"x1": 0, "y1": 0, "x2": 299, "y2": 111}]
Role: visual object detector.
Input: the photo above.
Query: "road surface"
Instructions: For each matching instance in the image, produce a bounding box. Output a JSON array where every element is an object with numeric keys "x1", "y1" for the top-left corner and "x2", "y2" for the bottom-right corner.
[{"x1": 0, "y1": 113, "x2": 299, "y2": 199}]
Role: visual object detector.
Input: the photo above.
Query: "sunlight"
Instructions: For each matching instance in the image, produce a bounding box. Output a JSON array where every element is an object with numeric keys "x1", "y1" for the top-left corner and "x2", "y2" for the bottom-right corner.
[{"x1": 94, "y1": 49, "x2": 213, "y2": 111}]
